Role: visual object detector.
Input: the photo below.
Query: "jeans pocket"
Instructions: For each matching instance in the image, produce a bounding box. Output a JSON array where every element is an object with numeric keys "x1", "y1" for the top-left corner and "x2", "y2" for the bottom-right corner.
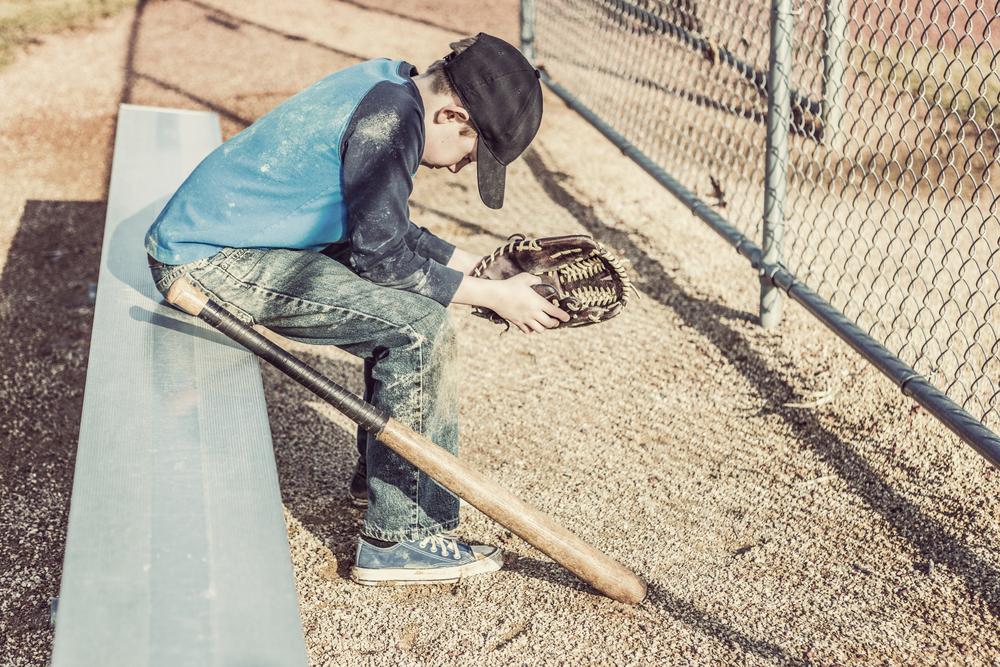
[
  {"x1": 150, "y1": 257, "x2": 211, "y2": 296},
  {"x1": 213, "y1": 247, "x2": 266, "y2": 283}
]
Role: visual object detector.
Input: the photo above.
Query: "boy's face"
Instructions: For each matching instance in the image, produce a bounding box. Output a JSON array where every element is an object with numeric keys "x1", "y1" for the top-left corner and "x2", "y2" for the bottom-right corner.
[{"x1": 421, "y1": 104, "x2": 478, "y2": 173}]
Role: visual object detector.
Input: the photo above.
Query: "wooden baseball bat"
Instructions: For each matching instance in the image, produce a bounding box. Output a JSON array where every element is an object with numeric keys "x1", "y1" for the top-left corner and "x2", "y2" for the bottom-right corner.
[{"x1": 167, "y1": 276, "x2": 646, "y2": 604}]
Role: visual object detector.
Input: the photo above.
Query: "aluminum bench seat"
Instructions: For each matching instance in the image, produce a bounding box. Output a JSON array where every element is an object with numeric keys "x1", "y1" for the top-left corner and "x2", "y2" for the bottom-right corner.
[{"x1": 51, "y1": 104, "x2": 307, "y2": 667}]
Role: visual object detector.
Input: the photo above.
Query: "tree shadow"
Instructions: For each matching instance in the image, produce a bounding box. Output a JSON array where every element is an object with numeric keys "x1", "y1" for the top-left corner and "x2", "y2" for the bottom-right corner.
[
  {"x1": 521, "y1": 145, "x2": 1000, "y2": 619},
  {"x1": 180, "y1": 0, "x2": 369, "y2": 63},
  {"x1": 643, "y1": 583, "x2": 809, "y2": 666},
  {"x1": 329, "y1": 0, "x2": 471, "y2": 37},
  {"x1": 119, "y1": 0, "x2": 369, "y2": 138}
]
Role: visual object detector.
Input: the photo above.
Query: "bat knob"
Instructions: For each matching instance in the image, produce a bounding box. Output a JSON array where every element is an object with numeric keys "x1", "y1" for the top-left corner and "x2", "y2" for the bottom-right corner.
[{"x1": 166, "y1": 276, "x2": 209, "y2": 317}]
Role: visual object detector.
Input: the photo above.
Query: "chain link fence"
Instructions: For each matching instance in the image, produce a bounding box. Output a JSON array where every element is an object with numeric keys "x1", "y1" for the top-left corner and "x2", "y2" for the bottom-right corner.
[{"x1": 526, "y1": 0, "x2": 999, "y2": 449}]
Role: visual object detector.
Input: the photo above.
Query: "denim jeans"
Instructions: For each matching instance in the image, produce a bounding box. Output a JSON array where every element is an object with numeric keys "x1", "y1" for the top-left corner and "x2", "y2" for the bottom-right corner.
[{"x1": 148, "y1": 247, "x2": 460, "y2": 542}]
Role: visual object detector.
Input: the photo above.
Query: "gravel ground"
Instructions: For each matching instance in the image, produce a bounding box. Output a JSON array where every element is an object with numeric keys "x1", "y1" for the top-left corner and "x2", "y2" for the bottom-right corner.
[{"x1": 1, "y1": 1, "x2": 998, "y2": 665}]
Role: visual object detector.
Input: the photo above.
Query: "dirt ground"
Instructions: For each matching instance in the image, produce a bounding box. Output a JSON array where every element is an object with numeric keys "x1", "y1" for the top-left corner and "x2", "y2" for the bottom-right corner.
[{"x1": 1, "y1": 1, "x2": 999, "y2": 665}]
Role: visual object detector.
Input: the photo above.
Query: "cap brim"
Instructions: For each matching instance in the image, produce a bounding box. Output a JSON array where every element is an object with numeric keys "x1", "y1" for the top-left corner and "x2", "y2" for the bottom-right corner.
[{"x1": 476, "y1": 140, "x2": 506, "y2": 210}]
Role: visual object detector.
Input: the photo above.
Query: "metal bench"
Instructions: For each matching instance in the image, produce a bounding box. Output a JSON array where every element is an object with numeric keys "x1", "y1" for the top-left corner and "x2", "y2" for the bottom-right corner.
[{"x1": 51, "y1": 104, "x2": 308, "y2": 666}]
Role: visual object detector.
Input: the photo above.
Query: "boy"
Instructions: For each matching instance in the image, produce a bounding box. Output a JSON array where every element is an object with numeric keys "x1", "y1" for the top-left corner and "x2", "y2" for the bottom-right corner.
[{"x1": 145, "y1": 33, "x2": 569, "y2": 585}]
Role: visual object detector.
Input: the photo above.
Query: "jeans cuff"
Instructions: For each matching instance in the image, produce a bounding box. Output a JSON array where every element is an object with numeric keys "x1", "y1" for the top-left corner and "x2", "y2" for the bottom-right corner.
[{"x1": 360, "y1": 517, "x2": 460, "y2": 542}]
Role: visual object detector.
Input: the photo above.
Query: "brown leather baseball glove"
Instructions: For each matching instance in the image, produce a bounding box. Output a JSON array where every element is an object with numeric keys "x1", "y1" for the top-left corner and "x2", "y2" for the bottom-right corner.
[{"x1": 471, "y1": 234, "x2": 638, "y2": 330}]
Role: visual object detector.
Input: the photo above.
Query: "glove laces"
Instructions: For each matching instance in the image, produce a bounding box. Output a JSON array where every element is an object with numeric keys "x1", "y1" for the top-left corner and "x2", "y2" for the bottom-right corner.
[
  {"x1": 558, "y1": 256, "x2": 605, "y2": 282},
  {"x1": 473, "y1": 233, "x2": 542, "y2": 277}
]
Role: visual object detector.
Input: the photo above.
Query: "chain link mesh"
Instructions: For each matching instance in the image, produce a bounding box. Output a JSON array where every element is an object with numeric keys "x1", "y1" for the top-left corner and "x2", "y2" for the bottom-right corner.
[{"x1": 532, "y1": 0, "x2": 999, "y2": 429}]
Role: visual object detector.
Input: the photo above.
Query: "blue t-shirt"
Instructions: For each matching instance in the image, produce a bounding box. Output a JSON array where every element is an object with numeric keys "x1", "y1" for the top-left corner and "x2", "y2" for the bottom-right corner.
[{"x1": 145, "y1": 59, "x2": 463, "y2": 307}]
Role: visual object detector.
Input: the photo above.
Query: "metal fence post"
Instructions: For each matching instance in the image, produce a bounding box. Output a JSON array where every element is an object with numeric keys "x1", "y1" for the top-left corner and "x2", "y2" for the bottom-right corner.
[
  {"x1": 821, "y1": 0, "x2": 847, "y2": 149},
  {"x1": 520, "y1": 0, "x2": 537, "y2": 63},
  {"x1": 760, "y1": 0, "x2": 793, "y2": 329}
]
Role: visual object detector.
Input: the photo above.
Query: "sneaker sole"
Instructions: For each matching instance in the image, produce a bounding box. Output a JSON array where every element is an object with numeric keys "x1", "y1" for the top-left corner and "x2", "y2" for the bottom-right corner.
[{"x1": 350, "y1": 549, "x2": 503, "y2": 586}]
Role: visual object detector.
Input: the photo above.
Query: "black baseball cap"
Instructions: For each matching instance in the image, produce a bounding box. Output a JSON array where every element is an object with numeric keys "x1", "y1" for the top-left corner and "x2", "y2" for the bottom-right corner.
[{"x1": 442, "y1": 33, "x2": 543, "y2": 209}]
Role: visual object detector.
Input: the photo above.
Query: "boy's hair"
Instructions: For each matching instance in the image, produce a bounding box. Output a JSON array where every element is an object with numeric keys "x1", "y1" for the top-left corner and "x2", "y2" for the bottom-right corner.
[{"x1": 424, "y1": 36, "x2": 480, "y2": 136}]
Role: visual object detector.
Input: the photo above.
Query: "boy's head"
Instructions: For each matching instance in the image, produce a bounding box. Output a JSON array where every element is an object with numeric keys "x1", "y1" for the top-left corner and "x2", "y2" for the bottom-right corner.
[{"x1": 417, "y1": 33, "x2": 543, "y2": 209}]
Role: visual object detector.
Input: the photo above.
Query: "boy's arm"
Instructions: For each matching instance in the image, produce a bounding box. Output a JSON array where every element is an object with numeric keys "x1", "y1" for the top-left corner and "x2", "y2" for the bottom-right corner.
[
  {"x1": 339, "y1": 82, "x2": 463, "y2": 307},
  {"x1": 401, "y1": 223, "x2": 457, "y2": 267},
  {"x1": 400, "y1": 226, "x2": 480, "y2": 275}
]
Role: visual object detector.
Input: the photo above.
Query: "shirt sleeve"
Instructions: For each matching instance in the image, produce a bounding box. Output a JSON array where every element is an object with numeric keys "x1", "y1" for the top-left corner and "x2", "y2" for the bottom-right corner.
[
  {"x1": 402, "y1": 223, "x2": 456, "y2": 265},
  {"x1": 339, "y1": 80, "x2": 463, "y2": 307}
]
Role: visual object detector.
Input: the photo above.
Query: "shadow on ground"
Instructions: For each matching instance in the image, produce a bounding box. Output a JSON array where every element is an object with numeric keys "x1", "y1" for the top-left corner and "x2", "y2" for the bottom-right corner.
[{"x1": 0, "y1": 200, "x2": 105, "y2": 662}]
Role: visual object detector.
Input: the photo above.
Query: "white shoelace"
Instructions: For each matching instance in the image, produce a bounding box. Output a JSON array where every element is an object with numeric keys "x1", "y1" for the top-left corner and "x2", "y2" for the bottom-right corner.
[{"x1": 418, "y1": 534, "x2": 462, "y2": 560}]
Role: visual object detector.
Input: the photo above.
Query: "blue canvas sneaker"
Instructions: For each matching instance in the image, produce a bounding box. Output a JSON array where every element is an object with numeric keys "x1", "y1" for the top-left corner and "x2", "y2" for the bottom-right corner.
[{"x1": 351, "y1": 532, "x2": 503, "y2": 585}]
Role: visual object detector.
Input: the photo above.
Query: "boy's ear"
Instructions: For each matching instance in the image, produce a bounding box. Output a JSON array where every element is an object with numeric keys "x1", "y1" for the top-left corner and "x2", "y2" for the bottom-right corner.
[{"x1": 434, "y1": 104, "x2": 470, "y2": 125}]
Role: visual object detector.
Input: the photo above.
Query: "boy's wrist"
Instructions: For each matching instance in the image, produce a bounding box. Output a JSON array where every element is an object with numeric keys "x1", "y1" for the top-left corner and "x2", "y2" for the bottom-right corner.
[
  {"x1": 452, "y1": 274, "x2": 502, "y2": 309},
  {"x1": 447, "y1": 247, "x2": 483, "y2": 275}
]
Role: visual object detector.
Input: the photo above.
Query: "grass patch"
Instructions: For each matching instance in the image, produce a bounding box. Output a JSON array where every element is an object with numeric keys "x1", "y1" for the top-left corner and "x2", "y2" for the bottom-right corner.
[
  {"x1": 851, "y1": 41, "x2": 1000, "y2": 129},
  {"x1": 0, "y1": 0, "x2": 136, "y2": 68}
]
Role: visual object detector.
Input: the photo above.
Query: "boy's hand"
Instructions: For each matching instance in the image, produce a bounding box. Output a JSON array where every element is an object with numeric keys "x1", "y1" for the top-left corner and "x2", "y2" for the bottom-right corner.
[
  {"x1": 489, "y1": 272, "x2": 571, "y2": 334},
  {"x1": 468, "y1": 234, "x2": 637, "y2": 330}
]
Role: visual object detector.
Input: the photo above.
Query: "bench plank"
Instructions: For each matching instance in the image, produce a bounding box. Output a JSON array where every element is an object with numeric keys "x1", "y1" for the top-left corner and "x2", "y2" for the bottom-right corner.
[{"x1": 51, "y1": 104, "x2": 308, "y2": 667}]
